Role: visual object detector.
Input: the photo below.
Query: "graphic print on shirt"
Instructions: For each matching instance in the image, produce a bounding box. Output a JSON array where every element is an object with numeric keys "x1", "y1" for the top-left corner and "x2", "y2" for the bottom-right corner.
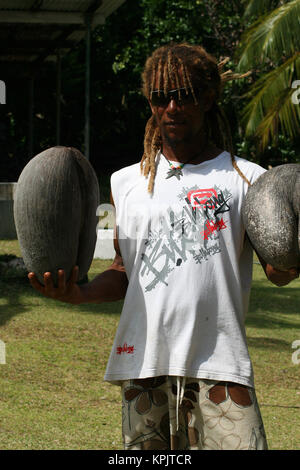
[{"x1": 140, "y1": 185, "x2": 232, "y2": 292}]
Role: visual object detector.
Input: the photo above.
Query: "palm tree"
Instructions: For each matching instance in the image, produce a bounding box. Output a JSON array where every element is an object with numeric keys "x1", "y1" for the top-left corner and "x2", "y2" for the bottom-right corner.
[{"x1": 236, "y1": 0, "x2": 300, "y2": 152}]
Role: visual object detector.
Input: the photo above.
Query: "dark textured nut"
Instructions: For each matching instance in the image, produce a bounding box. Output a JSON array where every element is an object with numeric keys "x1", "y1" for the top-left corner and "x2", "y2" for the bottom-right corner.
[
  {"x1": 242, "y1": 164, "x2": 300, "y2": 270},
  {"x1": 13, "y1": 146, "x2": 100, "y2": 285}
]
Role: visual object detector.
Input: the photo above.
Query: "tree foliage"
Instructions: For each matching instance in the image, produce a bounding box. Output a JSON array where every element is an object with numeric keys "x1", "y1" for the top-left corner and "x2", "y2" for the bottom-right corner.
[
  {"x1": 88, "y1": 0, "x2": 251, "y2": 173},
  {"x1": 236, "y1": 0, "x2": 300, "y2": 153},
  {"x1": 0, "y1": 0, "x2": 299, "y2": 185}
]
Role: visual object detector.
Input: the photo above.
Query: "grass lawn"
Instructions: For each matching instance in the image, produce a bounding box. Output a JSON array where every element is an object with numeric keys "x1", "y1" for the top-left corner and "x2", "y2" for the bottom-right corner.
[{"x1": 0, "y1": 240, "x2": 299, "y2": 450}]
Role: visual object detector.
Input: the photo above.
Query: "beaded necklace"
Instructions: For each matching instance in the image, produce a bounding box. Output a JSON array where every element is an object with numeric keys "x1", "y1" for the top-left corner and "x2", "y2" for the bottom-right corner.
[
  {"x1": 163, "y1": 138, "x2": 209, "y2": 180},
  {"x1": 163, "y1": 151, "x2": 207, "y2": 180}
]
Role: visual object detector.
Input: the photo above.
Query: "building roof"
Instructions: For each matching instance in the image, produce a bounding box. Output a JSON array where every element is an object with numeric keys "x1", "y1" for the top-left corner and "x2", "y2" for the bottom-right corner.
[{"x1": 0, "y1": 0, "x2": 125, "y2": 77}]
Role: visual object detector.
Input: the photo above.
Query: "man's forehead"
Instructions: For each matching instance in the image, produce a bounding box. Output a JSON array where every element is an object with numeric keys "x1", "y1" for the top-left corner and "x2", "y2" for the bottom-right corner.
[{"x1": 152, "y1": 68, "x2": 188, "y2": 91}]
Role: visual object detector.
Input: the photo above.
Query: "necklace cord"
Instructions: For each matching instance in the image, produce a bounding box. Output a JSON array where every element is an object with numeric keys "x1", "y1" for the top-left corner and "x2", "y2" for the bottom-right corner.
[{"x1": 162, "y1": 133, "x2": 210, "y2": 169}]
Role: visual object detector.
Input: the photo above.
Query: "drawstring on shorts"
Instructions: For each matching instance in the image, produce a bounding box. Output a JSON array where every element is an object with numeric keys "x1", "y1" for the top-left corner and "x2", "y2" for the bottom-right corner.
[{"x1": 176, "y1": 376, "x2": 186, "y2": 431}]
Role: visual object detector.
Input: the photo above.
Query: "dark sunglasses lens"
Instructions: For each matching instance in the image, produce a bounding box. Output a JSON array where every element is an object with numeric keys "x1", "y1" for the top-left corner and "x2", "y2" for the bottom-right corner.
[
  {"x1": 151, "y1": 88, "x2": 198, "y2": 106},
  {"x1": 150, "y1": 92, "x2": 168, "y2": 106},
  {"x1": 177, "y1": 89, "x2": 194, "y2": 104}
]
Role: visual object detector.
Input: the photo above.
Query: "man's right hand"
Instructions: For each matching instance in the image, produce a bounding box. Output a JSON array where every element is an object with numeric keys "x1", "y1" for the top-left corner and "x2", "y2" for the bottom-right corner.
[{"x1": 28, "y1": 266, "x2": 84, "y2": 305}]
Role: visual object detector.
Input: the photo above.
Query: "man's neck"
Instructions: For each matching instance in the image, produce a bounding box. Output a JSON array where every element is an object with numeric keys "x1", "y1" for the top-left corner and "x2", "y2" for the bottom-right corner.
[{"x1": 162, "y1": 139, "x2": 223, "y2": 165}]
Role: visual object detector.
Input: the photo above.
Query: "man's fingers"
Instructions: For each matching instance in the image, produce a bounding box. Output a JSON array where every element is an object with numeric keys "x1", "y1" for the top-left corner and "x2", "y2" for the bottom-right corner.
[
  {"x1": 289, "y1": 268, "x2": 299, "y2": 279},
  {"x1": 28, "y1": 272, "x2": 45, "y2": 293},
  {"x1": 70, "y1": 265, "x2": 79, "y2": 284},
  {"x1": 57, "y1": 269, "x2": 66, "y2": 292},
  {"x1": 28, "y1": 267, "x2": 80, "y2": 300},
  {"x1": 43, "y1": 271, "x2": 55, "y2": 293}
]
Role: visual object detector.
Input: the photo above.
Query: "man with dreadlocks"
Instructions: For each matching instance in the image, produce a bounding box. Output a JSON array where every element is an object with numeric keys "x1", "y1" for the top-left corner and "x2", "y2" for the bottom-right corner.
[{"x1": 29, "y1": 43, "x2": 298, "y2": 450}]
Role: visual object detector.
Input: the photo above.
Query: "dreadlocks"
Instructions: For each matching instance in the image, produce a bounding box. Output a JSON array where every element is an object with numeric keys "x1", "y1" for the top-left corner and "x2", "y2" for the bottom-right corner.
[{"x1": 140, "y1": 43, "x2": 251, "y2": 193}]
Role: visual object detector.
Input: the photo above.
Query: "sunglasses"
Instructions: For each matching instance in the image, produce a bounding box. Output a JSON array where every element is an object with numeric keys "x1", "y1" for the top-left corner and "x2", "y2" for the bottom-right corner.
[{"x1": 150, "y1": 87, "x2": 201, "y2": 107}]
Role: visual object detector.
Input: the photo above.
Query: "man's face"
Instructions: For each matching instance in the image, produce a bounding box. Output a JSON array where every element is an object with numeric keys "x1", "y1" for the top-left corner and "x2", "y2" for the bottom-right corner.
[{"x1": 149, "y1": 74, "x2": 214, "y2": 147}]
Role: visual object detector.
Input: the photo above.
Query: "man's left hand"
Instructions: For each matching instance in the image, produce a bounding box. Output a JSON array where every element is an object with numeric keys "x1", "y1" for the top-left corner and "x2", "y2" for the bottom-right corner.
[{"x1": 265, "y1": 264, "x2": 299, "y2": 287}]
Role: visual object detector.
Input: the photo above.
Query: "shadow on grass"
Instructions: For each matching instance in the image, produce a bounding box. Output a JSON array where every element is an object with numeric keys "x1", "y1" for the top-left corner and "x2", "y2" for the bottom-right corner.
[
  {"x1": 247, "y1": 336, "x2": 290, "y2": 351},
  {"x1": 247, "y1": 283, "x2": 300, "y2": 330},
  {"x1": 0, "y1": 277, "x2": 29, "y2": 325},
  {"x1": 58, "y1": 299, "x2": 124, "y2": 316},
  {"x1": 0, "y1": 267, "x2": 123, "y2": 326}
]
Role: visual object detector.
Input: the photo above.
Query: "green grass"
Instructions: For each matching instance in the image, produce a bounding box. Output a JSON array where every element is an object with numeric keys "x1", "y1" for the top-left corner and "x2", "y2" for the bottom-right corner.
[
  {"x1": 245, "y1": 261, "x2": 300, "y2": 450},
  {"x1": 0, "y1": 240, "x2": 299, "y2": 450},
  {"x1": 0, "y1": 240, "x2": 123, "y2": 450}
]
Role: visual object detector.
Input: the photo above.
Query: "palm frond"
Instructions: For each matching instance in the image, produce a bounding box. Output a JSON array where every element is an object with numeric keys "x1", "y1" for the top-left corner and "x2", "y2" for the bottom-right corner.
[
  {"x1": 243, "y1": 0, "x2": 279, "y2": 19},
  {"x1": 255, "y1": 87, "x2": 300, "y2": 150},
  {"x1": 237, "y1": 0, "x2": 300, "y2": 71},
  {"x1": 240, "y1": 53, "x2": 300, "y2": 148}
]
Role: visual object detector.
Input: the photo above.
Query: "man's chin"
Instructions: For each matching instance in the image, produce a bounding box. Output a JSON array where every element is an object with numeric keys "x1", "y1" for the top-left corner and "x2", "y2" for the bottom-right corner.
[{"x1": 163, "y1": 131, "x2": 189, "y2": 147}]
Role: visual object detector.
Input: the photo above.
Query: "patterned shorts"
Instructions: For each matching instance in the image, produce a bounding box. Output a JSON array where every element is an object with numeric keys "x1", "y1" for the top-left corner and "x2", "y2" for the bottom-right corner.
[{"x1": 121, "y1": 376, "x2": 268, "y2": 450}]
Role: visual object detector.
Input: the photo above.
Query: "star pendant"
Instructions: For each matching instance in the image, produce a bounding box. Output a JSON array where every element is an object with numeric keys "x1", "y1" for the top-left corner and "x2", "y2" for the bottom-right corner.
[{"x1": 166, "y1": 167, "x2": 184, "y2": 180}]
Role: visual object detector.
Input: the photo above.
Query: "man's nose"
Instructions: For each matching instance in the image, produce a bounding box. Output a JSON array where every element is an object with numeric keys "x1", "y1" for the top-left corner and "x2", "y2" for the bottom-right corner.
[{"x1": 166, "y1": 97, "x2": 181, "y2": 113}]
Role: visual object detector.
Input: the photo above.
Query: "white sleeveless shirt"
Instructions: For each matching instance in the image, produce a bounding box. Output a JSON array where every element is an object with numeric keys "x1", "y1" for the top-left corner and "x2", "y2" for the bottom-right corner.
[{"x1": 104, "y1": 151, "x2": 266, "y2": 387}]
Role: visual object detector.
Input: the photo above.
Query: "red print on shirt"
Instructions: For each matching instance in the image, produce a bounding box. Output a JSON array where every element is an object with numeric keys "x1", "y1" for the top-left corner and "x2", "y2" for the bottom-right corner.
[
  {"x1": 116, "y1": 343, "x2": 135, "y2": 355},
  {"x1": 202, "y1": 218, "x2": 227, "y2": 240},
  {"x1": 187, "y1": 188, "x2": 218, "y2": 208}
]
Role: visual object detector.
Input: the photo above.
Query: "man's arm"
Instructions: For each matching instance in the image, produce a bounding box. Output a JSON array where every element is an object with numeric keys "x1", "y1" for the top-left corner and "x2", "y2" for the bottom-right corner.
[{"x1": 78, "y1": 233, "x2": 128, "y2": 303}]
